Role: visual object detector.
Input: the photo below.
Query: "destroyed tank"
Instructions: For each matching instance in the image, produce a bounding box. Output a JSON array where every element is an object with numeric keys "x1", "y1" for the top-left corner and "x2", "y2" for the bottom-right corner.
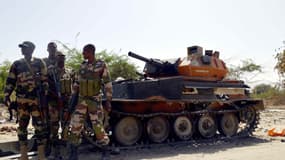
[
  {"x1": 0, "y1": 46, "x2": 265, "y2": 158},
  {"x1": 109, "y1": 46, "x2": 264, "y2": 146}
]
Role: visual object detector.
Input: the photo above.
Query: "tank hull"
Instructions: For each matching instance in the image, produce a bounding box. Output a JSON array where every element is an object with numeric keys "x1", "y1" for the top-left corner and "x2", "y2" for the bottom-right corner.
[{"x1": 108, "y1": 77, "x2": 264, "y2": 146}]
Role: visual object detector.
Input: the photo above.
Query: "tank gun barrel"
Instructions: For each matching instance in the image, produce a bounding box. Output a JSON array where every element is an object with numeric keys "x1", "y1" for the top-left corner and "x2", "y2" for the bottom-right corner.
[
  {"x1": 128, "y1": 52, "x2": 151, "y2": 63},
  {"x1": 128, "y1": 51, "x2": 164, "y2": 67}
]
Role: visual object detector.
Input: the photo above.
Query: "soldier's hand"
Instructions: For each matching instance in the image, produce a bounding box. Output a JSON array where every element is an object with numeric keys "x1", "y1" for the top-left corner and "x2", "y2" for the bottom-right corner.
[
  {"x1": 63, "y1": 112, "x2": 70, "y2": 121},
  {"x1": 104, "y1": 101, "x2": 112, "y2": 112},
  {"x1": 4, "y1": 96, "x2": 11, "y2": 107},
  {"x1": 72, "y1": 83, "x2": 79, "y2": 93},
  {"x1": 48, "y1": 64, "x2": 55, "y2": 70}
]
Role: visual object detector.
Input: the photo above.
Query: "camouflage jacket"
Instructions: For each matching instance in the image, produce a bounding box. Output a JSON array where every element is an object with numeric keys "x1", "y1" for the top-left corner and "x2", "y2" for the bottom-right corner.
[
  {"x1": 43, "y1": 57, "x2": 63, "y2": 98},
  {"x1": 59, "y1": 68, "x2": 73, "y2": 96},
  {"x1": 77, "y1": 59, "x2": 112, "y2": 101},
  {"x1": 4, "y1": 57, "x2": 48, "y2": 99}
]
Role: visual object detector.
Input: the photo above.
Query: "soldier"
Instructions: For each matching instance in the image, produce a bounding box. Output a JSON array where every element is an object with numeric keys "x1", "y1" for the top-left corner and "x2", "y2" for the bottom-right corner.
[
  {"x1": 43, "y1": 42, "x2": 67, "y2": 159},
  {"x1": 56, "y1": 52, "x2": 72, "y2": 126},
  {"x1": 67, "y1": 44, "x2": 112, "y2": 160},
  {"x1": 4, "y1": 41, "x2": 48, "y2": 160},
  {"x1": 59, "y1": 53, "x2": 78, "y2": 160},
  {"x1": 53, "y1": 51, "x2": 73, "y2": 160}
]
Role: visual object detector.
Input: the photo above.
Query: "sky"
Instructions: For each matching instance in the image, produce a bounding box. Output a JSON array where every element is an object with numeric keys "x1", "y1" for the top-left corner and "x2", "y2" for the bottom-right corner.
[{"x1": 0, "y1": 0, "x2": 284, "y2": 86}]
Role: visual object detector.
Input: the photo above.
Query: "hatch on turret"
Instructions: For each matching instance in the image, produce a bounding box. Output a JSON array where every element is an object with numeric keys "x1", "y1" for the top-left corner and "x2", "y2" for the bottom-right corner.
[{"x1": 178, "y1": 46, "x2": 228, "y2": 81}]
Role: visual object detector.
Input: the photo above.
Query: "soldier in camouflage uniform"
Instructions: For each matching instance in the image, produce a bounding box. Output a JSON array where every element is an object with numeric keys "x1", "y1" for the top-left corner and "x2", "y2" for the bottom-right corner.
[
  {"x1": 56, "y1": 52, "x2": 73, "y2": 130},
  {"x1": 4, "y1": 41, "x2": 48, "y2": 160},
  {"x1": 43, "y1": 43, "x2": 70, "y2": 160},
  {"x1": 67, "y1": 44, "x2": 112, "y2": 160}
]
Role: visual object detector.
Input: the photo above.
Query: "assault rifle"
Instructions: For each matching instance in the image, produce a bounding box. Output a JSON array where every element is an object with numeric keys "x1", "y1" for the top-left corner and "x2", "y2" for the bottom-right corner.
[
  {"x1": 50, "y1": 67, "x2": 65, "y2": 126},
  {"x1": 51, "y1": 67, "x2": 61, "y2": 98},
  {"x1": 62, "y1": 92, "x2": 78, "y2": 126},
  {"x1": 34, "y1": 72, "x2": 49, "y2": 124}
]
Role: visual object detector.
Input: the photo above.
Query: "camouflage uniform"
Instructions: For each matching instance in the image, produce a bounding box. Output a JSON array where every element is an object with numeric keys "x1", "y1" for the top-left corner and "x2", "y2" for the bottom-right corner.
[
  {"x1": 61, "y1": 69, "x2": 77, "y2": 139},
  {"x1": 68, "y1": 60, "x2": 112, "y2": 146},
  {"x1": 4, "y1": 57, "x2": 48, "y2": 150},
  {"x1": 43, "y1": 57, "x2": 68, "y2": 142},
  {"x1": 59, "y1": 69, "x2": 73, "y2": 128}
]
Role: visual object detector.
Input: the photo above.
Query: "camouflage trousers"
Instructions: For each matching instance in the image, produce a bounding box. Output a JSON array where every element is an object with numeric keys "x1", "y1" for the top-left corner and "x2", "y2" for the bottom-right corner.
[
  {"x1": 68, "y1": 97, "x2": 109, "y2": 145},
  {"x1": 48, "y1": 100, "x2": 61, "y2": 141},
  {"x1": 17, "y1": 100, "x2": 47, "y2": 146}
]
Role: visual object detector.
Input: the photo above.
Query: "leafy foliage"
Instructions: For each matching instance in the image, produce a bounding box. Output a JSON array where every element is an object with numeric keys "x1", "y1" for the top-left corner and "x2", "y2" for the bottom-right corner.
[
  {"x1": 252, "y1": 83, "x2": 273, "y2": 95},
  {"x1": 56, "y1": 41, "x2": 83, "y2": 70},
  {"x1": 275, "y1": 49, "x2": 285, "y2": 77},
  {"x1": 252, "y1": 83, "x2": 285, "y2": 105},
  {"x1": 227, "y1": 59, "x2": 262, "y2": 83},
  {"x1": 0, "y1": 60, "x2": 11, "y2": 102},
  {"x1": 97, "y1": 51, "x2": 139, "y2": 81},
  {"x1": 57, "y1": 42, "x2": 139, "y2": 80}
]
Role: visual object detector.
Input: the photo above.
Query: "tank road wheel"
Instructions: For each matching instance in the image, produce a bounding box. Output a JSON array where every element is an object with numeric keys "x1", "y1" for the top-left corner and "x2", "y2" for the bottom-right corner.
[
  {"x1": 114, "y1": 116, "x2": 142, "y2": 146},
  {"x1": 219, "y1": 113, "x2": 239, "y2": 137},
  {"x1": 147, "y1": 116, "x2": 170, "y2": 143},
  {"x1": 245, "y1": 107, "x2": 256, "y2": 125},
  {"x1": 174, "y1": 116, "x2": 193, "y2": 140},
  {"x1": 198, "y1": 115, "x2": 217, "y2": 138},
  {"x1": 240, "y1": 106, "x2": 259, "y2": 134}
]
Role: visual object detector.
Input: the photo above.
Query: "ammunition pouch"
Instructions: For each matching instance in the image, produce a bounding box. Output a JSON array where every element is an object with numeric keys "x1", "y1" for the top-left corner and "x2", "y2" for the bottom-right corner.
[
  {"x1": 60, "y1": 79, "x2": 72, "y2": 95},
  {"x1": 79, "y1": 79, "x2": 101, "y2": 97}
]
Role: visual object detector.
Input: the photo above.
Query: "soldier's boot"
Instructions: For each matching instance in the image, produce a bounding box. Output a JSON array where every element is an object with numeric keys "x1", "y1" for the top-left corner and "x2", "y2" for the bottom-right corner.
[
  {"x1": 47, "y1": 144, "x2": 59, "y2": 160},
  {"x1": 19, "y1": 145, "x2": 29, "y2": 160},
  {"x1": 97, "y1": 136, "x2": 110, "y2": 146},
  {"x1": 67, "y1": 143, "x2": 78, "y2": 160},
  {"x1": 38, "y1": 144, "x2": 47, "y2": 160}
]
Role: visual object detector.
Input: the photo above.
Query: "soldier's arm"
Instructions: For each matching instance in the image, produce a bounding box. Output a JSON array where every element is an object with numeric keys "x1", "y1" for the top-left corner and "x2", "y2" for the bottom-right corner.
[
  {"x1": 102, "y1": 63, "x2": 112, "y2": 101},
  {"x1": 72, "y1": 70, "x2": 80, "y2": 94},
  {"x1": 40, "y1": 59, "x2": 49, "y2": 95},
  {"x1": 4, "y1": 62, "x2": 17, "y2": 97}
]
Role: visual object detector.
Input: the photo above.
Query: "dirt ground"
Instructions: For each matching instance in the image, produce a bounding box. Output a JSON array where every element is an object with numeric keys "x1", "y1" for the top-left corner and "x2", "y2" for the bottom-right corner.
[{"x1": 1, "y1": 105, "x2": 285, "y2": 160}]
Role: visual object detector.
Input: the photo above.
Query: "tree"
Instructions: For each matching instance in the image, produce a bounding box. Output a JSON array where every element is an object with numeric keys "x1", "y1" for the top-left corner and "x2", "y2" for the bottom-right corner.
[
  {"x1": 227, "y1": 59, "x2": 262, "y2": 83},
  {"x1": 0, "y1": 60, "x2": 11, "y2": 102},
  {"x1": 57, "y1": 42, "x2": 139, "y2": 80},
  {"x1": 252, "y1": 84, "x2": 273, "y2": 95},
  {"x1": 275, "y1": 49, "x2": 285, "y2": 77},
  {"x1": 97, "y1": 50, "x2": 139, "y2": 81},
  {"x1": 58, "y1": 42, "x2": 83, "y2": 70}
]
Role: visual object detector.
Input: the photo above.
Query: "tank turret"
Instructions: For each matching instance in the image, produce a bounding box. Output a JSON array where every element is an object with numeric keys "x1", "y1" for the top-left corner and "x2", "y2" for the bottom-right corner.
[
  {"x1": 129, "y1": 45, "x2": 228, "y2": 81},
  {"x1": 128, "y1": 52, "x2": 179, "y2": 77}
]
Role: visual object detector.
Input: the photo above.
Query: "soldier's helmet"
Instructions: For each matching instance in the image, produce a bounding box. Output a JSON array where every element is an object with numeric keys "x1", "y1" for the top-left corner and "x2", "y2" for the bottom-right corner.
[{"x1": 18, "y1": 41, "x2": 35, "y2": 50}]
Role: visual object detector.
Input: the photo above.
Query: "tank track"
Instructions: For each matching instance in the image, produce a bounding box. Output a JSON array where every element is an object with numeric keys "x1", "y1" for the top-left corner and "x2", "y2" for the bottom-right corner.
[
  {"x1": 84, "y1": 106, "x2": 261, "y2": 151},
  {"x1": 0, "y1": 107, "x2": 260, "y2": 160}
]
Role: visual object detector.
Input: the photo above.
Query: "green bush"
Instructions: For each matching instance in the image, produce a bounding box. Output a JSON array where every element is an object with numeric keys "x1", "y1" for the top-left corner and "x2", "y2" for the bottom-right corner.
[{"x1": 252, "y1": 86, "x2": 285, "y2": 105}]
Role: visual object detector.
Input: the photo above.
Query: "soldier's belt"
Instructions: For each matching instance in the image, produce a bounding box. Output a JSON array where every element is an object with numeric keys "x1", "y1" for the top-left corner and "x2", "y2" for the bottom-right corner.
[
  {"x1": 79, "y1": 79, "x2": 101, "y2": 97},
  {"x1": 17, "y1": 98, "x2": 38, "y2": 105}
]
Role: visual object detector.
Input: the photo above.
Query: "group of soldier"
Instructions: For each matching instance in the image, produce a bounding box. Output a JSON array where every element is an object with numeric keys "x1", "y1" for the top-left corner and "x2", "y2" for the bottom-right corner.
[{"x1": 3, "y1": 41, "x2": 112, "y2": 160}]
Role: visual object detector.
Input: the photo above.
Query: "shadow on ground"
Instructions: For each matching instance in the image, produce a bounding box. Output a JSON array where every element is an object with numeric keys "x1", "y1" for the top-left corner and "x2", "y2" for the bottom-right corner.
[{"x1": 78, "y1": 136, "x2": 270, "y2": 160}]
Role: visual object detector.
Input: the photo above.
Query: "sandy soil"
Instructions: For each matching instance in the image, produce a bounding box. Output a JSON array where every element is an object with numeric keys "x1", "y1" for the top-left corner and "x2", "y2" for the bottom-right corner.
[{"x1": 1, "y1": 106, "x2": 285, "y2": 160}]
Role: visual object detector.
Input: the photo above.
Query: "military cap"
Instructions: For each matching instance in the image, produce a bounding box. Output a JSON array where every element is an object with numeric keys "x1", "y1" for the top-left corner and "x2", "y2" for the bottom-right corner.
[
  {"x1": 18, "y1": 41, "x2": 35, "y2": 50},
  {"x1": 56, "y1": 51, "x2": 65, "y2": 57},
  {"x1": 48, "y1": 42, "x2": 57, "y2": 48}
]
